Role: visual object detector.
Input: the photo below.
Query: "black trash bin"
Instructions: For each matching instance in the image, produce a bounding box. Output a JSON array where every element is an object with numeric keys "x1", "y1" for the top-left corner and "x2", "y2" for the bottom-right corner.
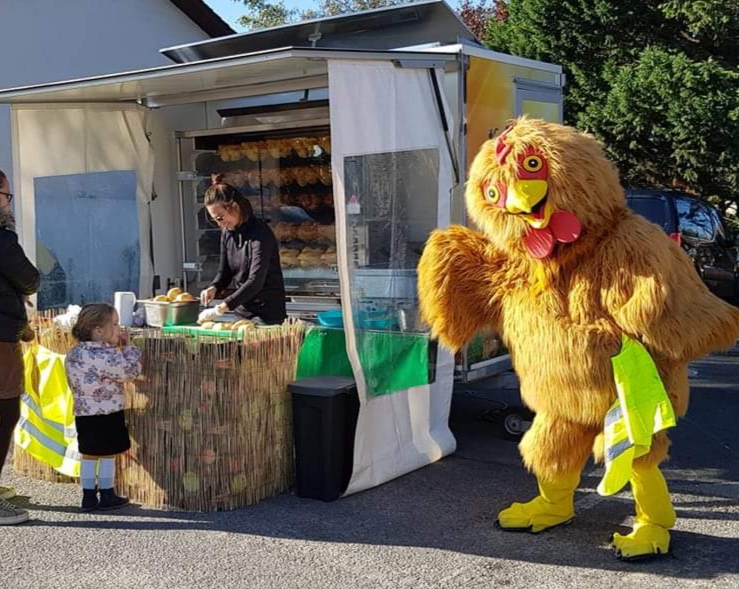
[{"x1": 288, "y1": 376, "x2": 360, "y2": 501}]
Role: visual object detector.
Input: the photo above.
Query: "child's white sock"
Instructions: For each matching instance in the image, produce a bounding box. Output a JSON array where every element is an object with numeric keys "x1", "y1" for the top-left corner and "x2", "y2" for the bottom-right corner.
[
  {"x1": 80, "y1": 458, "x2": 97, "y2": 490},
  {"x1": 98, "y1": 458, "x2": 116, "y2": 490}
]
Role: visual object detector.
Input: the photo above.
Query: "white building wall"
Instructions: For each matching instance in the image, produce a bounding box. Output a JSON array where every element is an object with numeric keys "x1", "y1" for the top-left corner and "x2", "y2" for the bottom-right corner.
[{"x1": 0, "y1": 0, "x2": 210, "y2": 184}]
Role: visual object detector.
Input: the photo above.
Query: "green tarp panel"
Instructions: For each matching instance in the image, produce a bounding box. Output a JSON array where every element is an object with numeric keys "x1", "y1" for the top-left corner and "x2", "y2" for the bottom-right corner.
[
  {"x1": 297, "y1": 327, "x2": 430, "y2": 396},
  {"x1": 296, "y1": 327, "x2": 354, "y2": 380}
]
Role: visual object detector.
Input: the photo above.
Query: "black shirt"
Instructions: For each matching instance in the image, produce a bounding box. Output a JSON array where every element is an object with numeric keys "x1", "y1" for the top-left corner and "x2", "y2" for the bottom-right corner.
[
  {"x1": 0, "y1": 227, "x2": 39, "y2": 342},
  {"x1": 211, "y1": 217, "x2": 286, "y2": 324}
]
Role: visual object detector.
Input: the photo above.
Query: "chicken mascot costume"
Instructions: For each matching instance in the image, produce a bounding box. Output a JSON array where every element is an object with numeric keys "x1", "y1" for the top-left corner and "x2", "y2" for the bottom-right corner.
[{"x1": 418, "y1": 118, "x2": 739, "y2": 560}]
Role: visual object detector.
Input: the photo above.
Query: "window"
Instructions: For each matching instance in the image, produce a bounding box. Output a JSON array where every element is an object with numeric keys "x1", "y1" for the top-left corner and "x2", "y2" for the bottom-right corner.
[
  {"x1": 343, "y1": 149, "x2": 439, "y2": 271},
  {"x1": 707, "y1": 206, "x2": 728, "y2": 241},
  {"x1": 676, "y1": 197, "x2": 714, "y2": 242},
  {"x1": 514, "y1": 79, "x2": 562, "y2": 123},
  {"x1": 341, "y1": 148, "x2": 440, "y2": 395},
  {"x1": 34, "y1": 171, "x2": 140, "y2": 310},
  {"x1": 627, "y1": 197, "x2": 671, "y2": 231}
]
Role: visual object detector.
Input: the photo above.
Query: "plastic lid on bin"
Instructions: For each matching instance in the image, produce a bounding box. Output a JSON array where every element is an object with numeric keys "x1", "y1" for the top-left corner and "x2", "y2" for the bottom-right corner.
[{"x1": 288, "y1": 376, "x2": 357, "y2": 397}]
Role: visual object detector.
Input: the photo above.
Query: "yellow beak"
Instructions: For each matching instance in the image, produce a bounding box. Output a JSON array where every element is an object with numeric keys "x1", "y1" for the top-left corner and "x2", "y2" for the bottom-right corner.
[{"x1": 505, "y1": 180, "x2": 548, "y2": 214}]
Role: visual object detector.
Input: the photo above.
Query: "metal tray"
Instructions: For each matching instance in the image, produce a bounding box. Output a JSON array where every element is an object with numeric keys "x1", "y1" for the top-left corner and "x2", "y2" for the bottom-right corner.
[{"x1": 138, "y1": 300, "x2": 200, "y2": 328}]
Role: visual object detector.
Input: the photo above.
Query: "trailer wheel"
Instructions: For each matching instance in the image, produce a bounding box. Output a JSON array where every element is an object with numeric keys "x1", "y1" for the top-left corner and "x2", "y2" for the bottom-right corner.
[{"x1": 501, "y1": 408, "x2": 534, "y2": 441}]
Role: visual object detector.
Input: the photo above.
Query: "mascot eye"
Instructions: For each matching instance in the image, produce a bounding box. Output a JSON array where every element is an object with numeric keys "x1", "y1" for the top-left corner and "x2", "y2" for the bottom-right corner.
[
  {"x1": 486, "y1": 185, "x2": 500, "y2": 203},
  {"x1": 523, "y1": 156, "x2": 543, "y2": 173}
]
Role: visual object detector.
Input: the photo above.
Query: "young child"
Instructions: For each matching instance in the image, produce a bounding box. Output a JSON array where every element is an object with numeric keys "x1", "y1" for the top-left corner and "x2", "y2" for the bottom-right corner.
[{"x1": 65, "y1": 303, "x2": 141, "y2": 512}]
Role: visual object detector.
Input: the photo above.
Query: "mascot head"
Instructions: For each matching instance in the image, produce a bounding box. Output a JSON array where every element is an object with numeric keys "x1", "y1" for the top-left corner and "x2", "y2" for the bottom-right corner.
[{"x1": 466, "y1": 117, "x2": 626, "y2": 259}]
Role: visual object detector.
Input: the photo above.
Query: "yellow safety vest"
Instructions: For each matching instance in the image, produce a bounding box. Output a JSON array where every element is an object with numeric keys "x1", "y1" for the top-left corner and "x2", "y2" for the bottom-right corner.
[
  {"x1": 597, "y1": 335, "x2": 676, "y2": 496},
  {"x1": 14, "y1": 346, "x2": 80, "y2": 478}
]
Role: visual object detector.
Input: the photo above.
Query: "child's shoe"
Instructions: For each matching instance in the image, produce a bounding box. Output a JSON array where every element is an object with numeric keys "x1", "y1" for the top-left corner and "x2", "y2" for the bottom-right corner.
[
  {"x1": 98, "y1": 488, "x2": 129, "y2": 511},
  {"x1": 81, "y1": 489, "x2": 98, "y2": 512}
]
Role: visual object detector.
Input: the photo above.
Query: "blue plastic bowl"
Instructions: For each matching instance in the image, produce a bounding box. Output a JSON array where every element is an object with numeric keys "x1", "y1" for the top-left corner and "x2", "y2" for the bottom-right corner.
[{"x1": 317, "y1": 309, "x2": 344, "y2": 328}]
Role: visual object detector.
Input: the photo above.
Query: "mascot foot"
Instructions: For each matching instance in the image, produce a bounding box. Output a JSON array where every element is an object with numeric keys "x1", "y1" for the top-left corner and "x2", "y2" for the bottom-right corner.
[
  {"x1": 612, "y1": 523, "x2": 670, "y2": 561},
  {"x1": 496, "y1": 496, "x2": 574, "y2": 534}
]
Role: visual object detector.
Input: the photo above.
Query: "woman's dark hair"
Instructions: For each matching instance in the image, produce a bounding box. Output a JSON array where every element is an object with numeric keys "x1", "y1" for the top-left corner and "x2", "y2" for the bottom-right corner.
[
  {"x1": 204, "y1": 174, "x2": 253, "y2": 221},
  {"x1": 72, "y1": 303, "x2": 117, "y2": 342}
]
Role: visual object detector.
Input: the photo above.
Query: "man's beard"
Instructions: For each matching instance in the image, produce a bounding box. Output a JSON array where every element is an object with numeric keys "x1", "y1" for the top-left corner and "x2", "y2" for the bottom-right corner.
[{"x1": 0, "y1": 206, "x2": 16, "y2": 231}]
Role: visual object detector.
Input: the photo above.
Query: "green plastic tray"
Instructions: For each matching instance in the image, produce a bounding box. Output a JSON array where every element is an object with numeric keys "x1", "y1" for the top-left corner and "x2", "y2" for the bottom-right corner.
[{"x1": 161, "y1": 325, "x2": 246, "y2": 339}]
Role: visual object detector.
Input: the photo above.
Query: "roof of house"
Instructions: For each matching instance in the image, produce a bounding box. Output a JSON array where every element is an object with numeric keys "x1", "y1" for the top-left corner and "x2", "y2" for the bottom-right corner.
[{"x1": 169, "y1": 0, "x2": 235, "y2": 37}]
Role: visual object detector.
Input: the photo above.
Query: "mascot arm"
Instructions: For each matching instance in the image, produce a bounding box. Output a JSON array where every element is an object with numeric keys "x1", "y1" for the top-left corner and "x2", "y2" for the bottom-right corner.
[
  {"x1": 418, "y1": 225, "x2": 508, "y2": 352},
  {"x1": 602, "y1": 234, "x2": 739, "y2": 363}
]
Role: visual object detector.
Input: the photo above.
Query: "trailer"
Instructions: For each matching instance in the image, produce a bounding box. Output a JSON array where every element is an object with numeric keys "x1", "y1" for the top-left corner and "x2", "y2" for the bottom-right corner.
[{"x1": 1, "y1": 1, "x2": 563, "y2": 494}]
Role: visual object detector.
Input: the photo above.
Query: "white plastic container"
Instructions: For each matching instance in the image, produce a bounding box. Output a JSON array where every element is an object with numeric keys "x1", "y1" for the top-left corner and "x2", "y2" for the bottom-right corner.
[{"x1": 114, "y1": 292, "x2": 137, "y2": 327}]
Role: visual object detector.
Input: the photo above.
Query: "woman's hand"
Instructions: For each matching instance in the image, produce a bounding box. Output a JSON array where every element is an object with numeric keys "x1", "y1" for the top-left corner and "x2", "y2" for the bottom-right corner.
[
  {"x1": 198, "y1": 304, "x2": 227, "y2": 324},
  {"x1": 200, "y1": 286, "x2": 217, "y2": 306},
  {"x1": 197, "y1": 308, "x2": 218, "y2": 324}
]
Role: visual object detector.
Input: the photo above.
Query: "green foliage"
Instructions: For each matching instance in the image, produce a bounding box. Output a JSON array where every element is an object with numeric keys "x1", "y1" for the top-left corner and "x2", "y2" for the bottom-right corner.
[
  {"x1": 583, "y1": 48, "x2": 739, "y2": 214},
  {"x1": 487, "y1": 1, "x2": 739, "y2": 215},
  {"x1": 236, "y1": 0, "x2": 298, "y2": 30},
  {"x1": 234, "y1": 0, "x2": 406, "y2": 31}
]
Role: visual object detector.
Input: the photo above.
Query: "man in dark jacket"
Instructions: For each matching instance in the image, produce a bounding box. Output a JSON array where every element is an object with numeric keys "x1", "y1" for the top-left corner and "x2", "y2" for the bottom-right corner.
[{"x1": 0, "y1": 170, "x2": 39, "y2": 525}]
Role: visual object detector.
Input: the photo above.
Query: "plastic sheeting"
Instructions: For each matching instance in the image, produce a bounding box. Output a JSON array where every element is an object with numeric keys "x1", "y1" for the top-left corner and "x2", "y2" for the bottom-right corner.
[
  {"x1": 12, "y1": 105, "x2": 155, "y2": 303},
  {"x1": 328, "y1": 60, "x2": 456, "y2": 495}
]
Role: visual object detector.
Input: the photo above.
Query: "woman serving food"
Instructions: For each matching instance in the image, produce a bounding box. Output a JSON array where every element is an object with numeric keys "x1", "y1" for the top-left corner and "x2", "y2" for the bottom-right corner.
[{"x1": 198, "y1": 175, "x2": 286, "y2": 326}]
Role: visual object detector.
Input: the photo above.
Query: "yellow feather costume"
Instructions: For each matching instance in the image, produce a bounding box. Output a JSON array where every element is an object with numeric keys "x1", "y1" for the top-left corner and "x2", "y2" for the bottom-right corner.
[{"x1": 418, "y1": 117, "x2": 739, "y2": 559}]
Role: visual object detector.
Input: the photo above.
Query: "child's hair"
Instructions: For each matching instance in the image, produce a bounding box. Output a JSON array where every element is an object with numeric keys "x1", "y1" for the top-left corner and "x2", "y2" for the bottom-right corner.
[
  {"x1": 204, "y1": 174, "x2": 253, "y2": 219},
  {"x1": 72, "y1": 303, "x2": 117, "y2": 342}
]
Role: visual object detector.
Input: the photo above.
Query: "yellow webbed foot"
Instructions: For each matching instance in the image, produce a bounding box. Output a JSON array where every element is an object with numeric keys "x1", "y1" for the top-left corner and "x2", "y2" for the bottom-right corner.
[
  {"x1": 496, "y1": 496, "x2": 574, "y2": 534},
  {"x1": 612, "y1": 523, "x2": 670, "y2": 561}
]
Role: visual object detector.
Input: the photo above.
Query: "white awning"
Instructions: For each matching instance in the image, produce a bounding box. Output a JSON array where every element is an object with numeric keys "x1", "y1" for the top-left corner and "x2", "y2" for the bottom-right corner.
[{"x1": 0, "y1": 47, "x2": 456, "y2": 107}]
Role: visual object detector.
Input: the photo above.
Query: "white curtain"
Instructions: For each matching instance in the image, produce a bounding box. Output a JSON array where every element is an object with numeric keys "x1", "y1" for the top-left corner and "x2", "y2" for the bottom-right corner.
[
  {"x1": 329, "y1": 60, "x2": 456, "y2": 495},
  {"x1": 12, "y1": 104, "x2": 155, "y2": 300}
]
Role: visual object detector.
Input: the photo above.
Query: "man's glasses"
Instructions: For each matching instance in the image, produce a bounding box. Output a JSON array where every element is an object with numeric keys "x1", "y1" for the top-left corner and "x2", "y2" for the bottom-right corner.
[{"x1": 0, "y1": 191, "x2": 13, "y2": 203}]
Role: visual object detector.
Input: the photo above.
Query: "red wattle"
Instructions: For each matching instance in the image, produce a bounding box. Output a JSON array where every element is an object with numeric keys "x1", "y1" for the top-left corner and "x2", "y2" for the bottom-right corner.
[
  {"x1": 524, "y1": 228, "x2": 555, "y2": 259},
  {"x1": 549, "y1": 212, "x2": 582, "y2": 243}
]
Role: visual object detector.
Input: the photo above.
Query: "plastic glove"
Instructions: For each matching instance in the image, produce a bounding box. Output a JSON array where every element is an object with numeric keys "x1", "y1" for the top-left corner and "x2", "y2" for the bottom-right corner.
[{"x1": 198, "y1": 307, "x2": 223, "y2": 324}]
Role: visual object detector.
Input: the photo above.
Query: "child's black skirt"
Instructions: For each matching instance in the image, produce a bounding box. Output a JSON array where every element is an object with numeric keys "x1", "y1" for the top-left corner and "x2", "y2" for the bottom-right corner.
[{"x1": 75, "y1": 410, "x2": 130, "y2": 456}]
